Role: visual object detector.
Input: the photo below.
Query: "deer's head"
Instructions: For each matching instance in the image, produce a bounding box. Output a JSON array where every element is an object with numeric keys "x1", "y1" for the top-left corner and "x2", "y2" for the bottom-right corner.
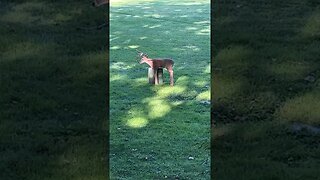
[{"x1": 136, "y1": 50, "x2": 149, "y2": 64}]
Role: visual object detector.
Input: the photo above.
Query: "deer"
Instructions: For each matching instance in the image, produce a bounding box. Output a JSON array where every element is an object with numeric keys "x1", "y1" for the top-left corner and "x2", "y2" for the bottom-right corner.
[{"x1": 137, "y1": 50, "x2": 174, "y2": 86}]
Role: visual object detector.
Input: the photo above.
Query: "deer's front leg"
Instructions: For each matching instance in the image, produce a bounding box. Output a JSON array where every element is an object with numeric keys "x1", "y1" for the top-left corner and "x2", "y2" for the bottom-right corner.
[
  {"x1": 154, "y1": 68, "x2": 158, "y2": 85},
  {"x1": 169, "y1": 70, "x2": 174, "y2": 86}
]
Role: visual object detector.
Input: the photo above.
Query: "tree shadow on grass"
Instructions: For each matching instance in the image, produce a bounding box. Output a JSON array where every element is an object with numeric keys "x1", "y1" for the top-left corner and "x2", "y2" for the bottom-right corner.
[
  {"x1": 110, "y1": 82, "x2": 211, "y2": 179},
  {"x1": 212, "y1": 121, "x2": 320, "y2": 180},
  {"x1": 110, "y1": 57, "x2": 210, "y2": 179},
  {"x1": 0, "y1": 1, "x2": 108, "y2": 179},
  {"x1": 212, "y1": 0, "x2": 320, "y2": 179},
  {"x1": 212, "y1": 0, "x2": 320, "y2": 125}
]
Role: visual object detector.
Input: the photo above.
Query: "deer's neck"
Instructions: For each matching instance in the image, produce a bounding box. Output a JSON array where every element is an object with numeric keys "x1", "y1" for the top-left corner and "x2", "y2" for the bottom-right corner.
[{"x1": 143, "y1": 58, "x2": 153, "y2": 68}]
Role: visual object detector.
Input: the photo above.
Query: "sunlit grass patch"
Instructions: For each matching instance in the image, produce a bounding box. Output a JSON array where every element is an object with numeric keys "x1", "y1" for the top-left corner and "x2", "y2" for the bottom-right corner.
[
  {"x1": 213, "y1": 75, "x2": 247, "y2": 99},
  {"x1": 267, "y1": 61, "x2": 312, "y2": 81},
  {"x1": 110, "y1": 61, "x2": 134, "y2": 70},
  {"x1": 204, "y1": 63, "x2": 210, "y2": 74},
  {"x1": 133, "y1": 77, "x2": 148, "y2": 84},
  {"x1": 111, "y1": 0, "x2": 209, "y2": 7},
  {"x1": 126, "y1": 117, "x2": 149, "y2": 128},
  {"x1": 277, "y1": 91, "x2": 320, "y2": 125},
  {"x1": 156, "y1": 86, "x2": 186, "y2": 98},
  {"x1": 301, "y1": 10, "x2": 320, "y2": 38},
  {"x1": 147, "y1": 98, "x2": 171, "y2": 119},
  {"x1": 193, "y1": 80, "x2": 209, "y2": 87},
  {"x1": 170, "y1": 101, "x2": 184, "y2": 106},
  {"x1": 128, "y1": 45, "x2": 140, "y2": 49},
  {"x1": 175, "y1": 76, "x2": 189, "y2": 86},
  {"x1": 110, "y1": 45, "x2": 121, "y2": 50},
  {"x1": 196, "y1": 26, "x2": 210, "y2": 36},
  {"x1": 142, "y1": 95, "x2": 173, "y2": 119},
  {"x1": 196, "y1": 90, "x2": 210, "y2": 101},
  {"x1": 111, "y1": 0, "x2": 156, "y2": 7},
  {"x1": 110, "y1": 74, "x2": 127, "y2": 82},
  {"x1": 214, "y1": 45, "x2": 252, "y2": 73},
  {"x1": 165, "y1": 0, "x2": 209, "y2": 6}
]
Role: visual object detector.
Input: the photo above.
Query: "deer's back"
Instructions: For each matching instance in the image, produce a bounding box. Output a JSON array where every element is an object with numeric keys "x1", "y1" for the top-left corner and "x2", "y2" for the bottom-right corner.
[{"x1": 152, "y1": 58, "x2": 174, "y2": 68}]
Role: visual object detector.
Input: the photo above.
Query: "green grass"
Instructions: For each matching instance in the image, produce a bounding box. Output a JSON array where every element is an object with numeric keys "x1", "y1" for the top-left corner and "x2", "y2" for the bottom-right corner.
[
  {"x1": 110, "y1": 0, "x2": 210, "y2": 179},
  {"x1": 0, "y1": 1, "x2": 107, "y2": 179},
  {"x1": 213, "y1": 0, "x2": 320, "y2": 179}
]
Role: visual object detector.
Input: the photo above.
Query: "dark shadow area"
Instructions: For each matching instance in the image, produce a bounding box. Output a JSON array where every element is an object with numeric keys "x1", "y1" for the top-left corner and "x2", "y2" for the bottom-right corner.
[
  {"x1": 0, "y1": 0, "x2": 108, "y2": 179},
  {"x1": 212, "y1": 0, "x2": 320, "y2": 179},
  {"x1": 212, "y1": 121, "x2": 320, "y2": 180}
]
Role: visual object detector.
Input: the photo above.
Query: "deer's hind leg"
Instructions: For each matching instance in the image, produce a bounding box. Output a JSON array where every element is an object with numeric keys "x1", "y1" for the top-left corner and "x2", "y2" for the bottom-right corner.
[{"x1": 168, "y1": 70, "x2": 174, "y2": 86}]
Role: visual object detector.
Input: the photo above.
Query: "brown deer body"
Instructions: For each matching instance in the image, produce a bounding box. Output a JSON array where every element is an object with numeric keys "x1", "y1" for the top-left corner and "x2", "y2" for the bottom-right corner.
[{"x1": 138, "y1": 52, "x2": 174, "y2": 86}]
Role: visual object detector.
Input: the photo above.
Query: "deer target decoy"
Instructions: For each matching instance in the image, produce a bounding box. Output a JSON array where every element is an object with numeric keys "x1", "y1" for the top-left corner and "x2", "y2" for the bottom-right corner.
[{"x1": 136, "y1": 49, "x2": 174, "y2": 86}]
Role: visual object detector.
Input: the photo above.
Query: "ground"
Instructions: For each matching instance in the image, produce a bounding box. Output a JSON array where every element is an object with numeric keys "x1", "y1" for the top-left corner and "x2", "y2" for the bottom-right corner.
[
  {"x1": 2, "y1": 0, "x2": 318, "y2": 179},
  {"x1": 212, "y1": 0, "x2": 320, "y2": 179},
  {"x1": 110, "y1": 0, "x2": 210, "y2": 179}
]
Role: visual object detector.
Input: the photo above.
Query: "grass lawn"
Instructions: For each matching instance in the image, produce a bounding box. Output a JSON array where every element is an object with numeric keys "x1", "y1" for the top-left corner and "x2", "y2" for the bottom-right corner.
[
  {"x1": 0, "y1": 1, "x2": 108, "y2": 179},
  {"x1": 110, "y1": 0, "x2": 210, "y2": 179},
  {"x1": 212, "y1": 0, "x2": 320, "y2": 179}
]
